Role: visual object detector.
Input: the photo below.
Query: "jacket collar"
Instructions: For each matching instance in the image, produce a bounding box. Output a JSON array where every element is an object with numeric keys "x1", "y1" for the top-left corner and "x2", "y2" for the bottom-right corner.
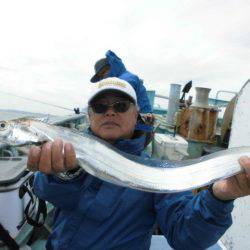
[
  {"x1": 115, "y1": 136, "x2": 146, "y2": 156},
  {"x1": 87, "y1": 128, "x2": 146, "y2": 156}
]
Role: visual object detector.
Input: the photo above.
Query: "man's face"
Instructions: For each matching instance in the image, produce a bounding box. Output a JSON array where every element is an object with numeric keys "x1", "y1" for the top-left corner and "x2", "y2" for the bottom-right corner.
[{"x1": 88, "y1": 93, "x2": 138, "y2": 143}]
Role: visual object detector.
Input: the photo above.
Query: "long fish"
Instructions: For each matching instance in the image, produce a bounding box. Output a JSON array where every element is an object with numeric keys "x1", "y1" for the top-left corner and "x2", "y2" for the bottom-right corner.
[{"x1": 0, "y1": 118, "x2": 249, "y2": 193}]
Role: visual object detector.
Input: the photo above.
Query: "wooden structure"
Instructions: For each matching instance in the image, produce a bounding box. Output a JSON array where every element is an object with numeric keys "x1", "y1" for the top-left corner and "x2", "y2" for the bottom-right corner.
[{"x1": 177, "y1": 106, "x2": 218, "y2": 143}]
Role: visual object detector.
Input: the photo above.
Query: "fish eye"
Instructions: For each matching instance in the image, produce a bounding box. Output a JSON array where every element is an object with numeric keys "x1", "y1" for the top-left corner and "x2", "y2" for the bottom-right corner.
[{"x1": 0, "y1": 122, "x2": 7, "y2": 130}]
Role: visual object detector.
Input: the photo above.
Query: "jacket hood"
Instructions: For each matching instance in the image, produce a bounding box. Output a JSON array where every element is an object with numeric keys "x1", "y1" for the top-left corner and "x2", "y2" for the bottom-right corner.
[{"x1": 105, "y1": 50, "x2": 127, "y2": 77}]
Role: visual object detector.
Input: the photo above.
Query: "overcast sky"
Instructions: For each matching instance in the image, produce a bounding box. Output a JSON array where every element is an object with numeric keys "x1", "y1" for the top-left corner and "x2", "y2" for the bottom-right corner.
[{"x1": 0, "y1": 0, "x2": 249, "y2": 115}]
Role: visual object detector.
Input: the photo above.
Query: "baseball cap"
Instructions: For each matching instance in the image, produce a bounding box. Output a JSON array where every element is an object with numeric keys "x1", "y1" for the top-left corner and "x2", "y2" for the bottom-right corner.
[
  {"x1": 90, "y1": 58, "x2": 110, "y2": 83},
  {"x1": 88, "y1": 77, "x2": 137, "y2": 105}
]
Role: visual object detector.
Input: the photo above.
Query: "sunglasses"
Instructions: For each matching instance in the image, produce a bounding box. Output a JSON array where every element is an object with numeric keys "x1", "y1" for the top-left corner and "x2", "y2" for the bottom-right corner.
[{"x1": 90, "y1": 100, "x2": 133, "y2": 114}]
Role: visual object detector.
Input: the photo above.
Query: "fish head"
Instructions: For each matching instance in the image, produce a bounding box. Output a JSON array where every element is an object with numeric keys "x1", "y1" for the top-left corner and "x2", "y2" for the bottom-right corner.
[
  {"x1": 0, "y1": 118, "x2": 49, "y2": 147},
  {"x1": 0, "y1": 120, "x2": 15, "y2": 146}
]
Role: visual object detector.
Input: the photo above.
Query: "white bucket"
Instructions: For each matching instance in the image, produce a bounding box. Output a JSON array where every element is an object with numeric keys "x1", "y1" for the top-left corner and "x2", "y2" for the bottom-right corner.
[{"x1": 153, "y1": 133, "x2": 188, "y2": 161}]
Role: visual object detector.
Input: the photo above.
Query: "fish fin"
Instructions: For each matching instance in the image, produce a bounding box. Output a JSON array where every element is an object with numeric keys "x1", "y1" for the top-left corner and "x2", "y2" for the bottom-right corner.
[
  {"x1": 16, "y1": 115, "x2": 51, "y2": 123},
  {"x1": 32, "y1": 115, "x2": 50, "y2": 123}
]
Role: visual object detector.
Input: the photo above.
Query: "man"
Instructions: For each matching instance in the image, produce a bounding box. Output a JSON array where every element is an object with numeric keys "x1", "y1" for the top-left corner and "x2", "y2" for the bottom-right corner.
[
  {"x1": 90, "y1": 50, "x2": 152, "y2": 115},
  {"x1": 90, "y1": 50, "x2": 155, "y2": 144},
  {"x1": 28, "y1": 77, "x2": 250, "y2": 250}
]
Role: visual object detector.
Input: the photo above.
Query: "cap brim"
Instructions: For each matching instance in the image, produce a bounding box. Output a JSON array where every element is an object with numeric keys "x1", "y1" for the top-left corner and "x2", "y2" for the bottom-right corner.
[
  {"x1": 88, "y1": 89, "x2": 136, "y2": 105},
  {"x1": 90, "y1": 63, "x2": 108, "y2": 83},
  {"x1": 90, "y1": 74, "x2": 101, "y2": 83}
]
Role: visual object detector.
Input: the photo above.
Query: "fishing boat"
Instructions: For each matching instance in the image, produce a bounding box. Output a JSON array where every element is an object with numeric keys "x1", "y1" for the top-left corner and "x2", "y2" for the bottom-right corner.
[{"x1": 0, "y1": 79, "x2": 249, "y2": 250}]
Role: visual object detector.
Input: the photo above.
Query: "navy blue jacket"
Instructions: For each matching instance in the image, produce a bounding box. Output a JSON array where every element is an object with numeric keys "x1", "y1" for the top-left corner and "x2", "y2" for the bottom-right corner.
[
  {"x1": 105, "y1": 50, "x2": 152, "y2": 114},
  {"x1": 34, "y1": 135, "x2": 233, "y2": 250}
]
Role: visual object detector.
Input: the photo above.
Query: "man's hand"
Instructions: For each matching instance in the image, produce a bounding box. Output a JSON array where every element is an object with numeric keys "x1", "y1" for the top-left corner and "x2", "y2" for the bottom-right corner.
[
  {"x1": 213, "y1": 156, "x2": 250, "y2": 201},
  {"x1": 27, "y1": 138, "x2": 77, "y2": 174}
]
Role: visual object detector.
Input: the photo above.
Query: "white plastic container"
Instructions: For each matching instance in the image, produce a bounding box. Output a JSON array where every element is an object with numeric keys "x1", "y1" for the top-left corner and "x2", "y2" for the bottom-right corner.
[
  {"x1": 0, "y1": 157, "x2": 32, "y2": 238},
  {"x1": 153, "y1": 133, "x2": 188, "y2": 161}
]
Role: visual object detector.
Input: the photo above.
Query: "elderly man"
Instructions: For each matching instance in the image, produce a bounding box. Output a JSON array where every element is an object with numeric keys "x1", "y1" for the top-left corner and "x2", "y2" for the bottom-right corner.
[
  {"x1": 28, "y1": 77, "x2": 250, "y2": 250},
  {"x1": 90, "y1": 50, "x2": 155, "y2": 145}
]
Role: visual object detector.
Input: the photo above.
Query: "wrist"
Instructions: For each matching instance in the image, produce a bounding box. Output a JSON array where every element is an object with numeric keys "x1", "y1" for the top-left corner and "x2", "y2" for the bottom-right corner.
[{"x1": 56, "y1": 166, "x2": 84, "y2": 181}]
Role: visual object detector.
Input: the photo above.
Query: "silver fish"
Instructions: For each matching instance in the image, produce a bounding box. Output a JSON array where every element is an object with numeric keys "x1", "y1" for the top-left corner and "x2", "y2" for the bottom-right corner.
[{"x1": 0, "y1": 118, "x2": 249, "y2": 193}]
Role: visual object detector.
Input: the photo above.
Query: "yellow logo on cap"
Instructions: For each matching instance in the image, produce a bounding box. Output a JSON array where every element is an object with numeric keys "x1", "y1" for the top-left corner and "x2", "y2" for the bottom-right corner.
[{"x1": 98, "y1": 80, "x2": 126, "y2": 89}]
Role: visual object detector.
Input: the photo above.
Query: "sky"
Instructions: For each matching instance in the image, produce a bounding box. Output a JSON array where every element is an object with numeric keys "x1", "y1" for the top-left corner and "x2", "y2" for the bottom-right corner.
[{"x1": 0, "y1": 0, "x2": 249, "y2": 115}]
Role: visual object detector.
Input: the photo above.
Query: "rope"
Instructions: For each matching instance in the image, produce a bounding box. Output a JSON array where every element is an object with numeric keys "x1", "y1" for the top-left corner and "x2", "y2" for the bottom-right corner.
[{"x1": 0, "y1": 90, "x2": 86, "y2": 114}]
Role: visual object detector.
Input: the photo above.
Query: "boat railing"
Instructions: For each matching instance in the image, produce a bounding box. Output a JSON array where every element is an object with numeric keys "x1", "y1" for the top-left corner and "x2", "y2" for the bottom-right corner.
[{"x1": 214, "y1": 90, "x2": 237, "y2": 106}]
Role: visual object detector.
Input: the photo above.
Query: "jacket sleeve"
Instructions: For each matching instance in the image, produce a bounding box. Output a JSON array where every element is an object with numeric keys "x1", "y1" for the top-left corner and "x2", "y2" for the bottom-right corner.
[
  {"x1": 33, "y1": 171, "x2": 87, "y2": 211},
  {"x1": 154, "y1": 190, "x2": 233, "y2": 250},
  {"x1": 119, "y1": 73, "x2": 152, "y2": 113}
]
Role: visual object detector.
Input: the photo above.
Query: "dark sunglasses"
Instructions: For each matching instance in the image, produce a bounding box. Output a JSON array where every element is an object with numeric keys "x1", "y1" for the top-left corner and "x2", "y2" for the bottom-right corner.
[{"x1": 90, "y1": 100, "x2": 133, "y2": 114}]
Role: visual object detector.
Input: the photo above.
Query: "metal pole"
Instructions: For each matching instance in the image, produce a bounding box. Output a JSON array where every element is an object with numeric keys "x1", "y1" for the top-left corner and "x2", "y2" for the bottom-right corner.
[{"x1": 166, "y1": 84, "x2": 181, "y2": 126}]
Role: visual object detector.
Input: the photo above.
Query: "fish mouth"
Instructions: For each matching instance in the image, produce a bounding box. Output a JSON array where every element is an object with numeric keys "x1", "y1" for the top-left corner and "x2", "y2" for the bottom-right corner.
[{"x1": 0, "y1": 142, "x2": 7, "y2": 149}]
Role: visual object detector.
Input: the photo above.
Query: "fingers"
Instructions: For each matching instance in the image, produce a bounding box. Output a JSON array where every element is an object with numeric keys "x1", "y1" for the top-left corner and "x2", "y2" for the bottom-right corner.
[
  {"x1": 213, "y1": 156, "x2": 250, "y2": 200},
  {"x1": 237, "y1": 156, "x2": 250, "y2": 194},
  {"x1": 51, "y1": 139, "x2": 64, "y2": 172},
  {"x1": 27, "y1": 145, "x2": 41, "y2": 172},
  {"x1": 39, "y1": 142, "x2": 52, "y2": 175},
  {"x1": 234, "y1": 171, "x2": 249, "y2": 193},
  {"x1": 239, "y1": 156, "x2": 250, "y2": 177},
  {"x1": 64, "y1": 143, "x2": 77, "y2": 170},
  {"x1": 27, "y1": 139, "x2": 77, "y2": 174}
]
